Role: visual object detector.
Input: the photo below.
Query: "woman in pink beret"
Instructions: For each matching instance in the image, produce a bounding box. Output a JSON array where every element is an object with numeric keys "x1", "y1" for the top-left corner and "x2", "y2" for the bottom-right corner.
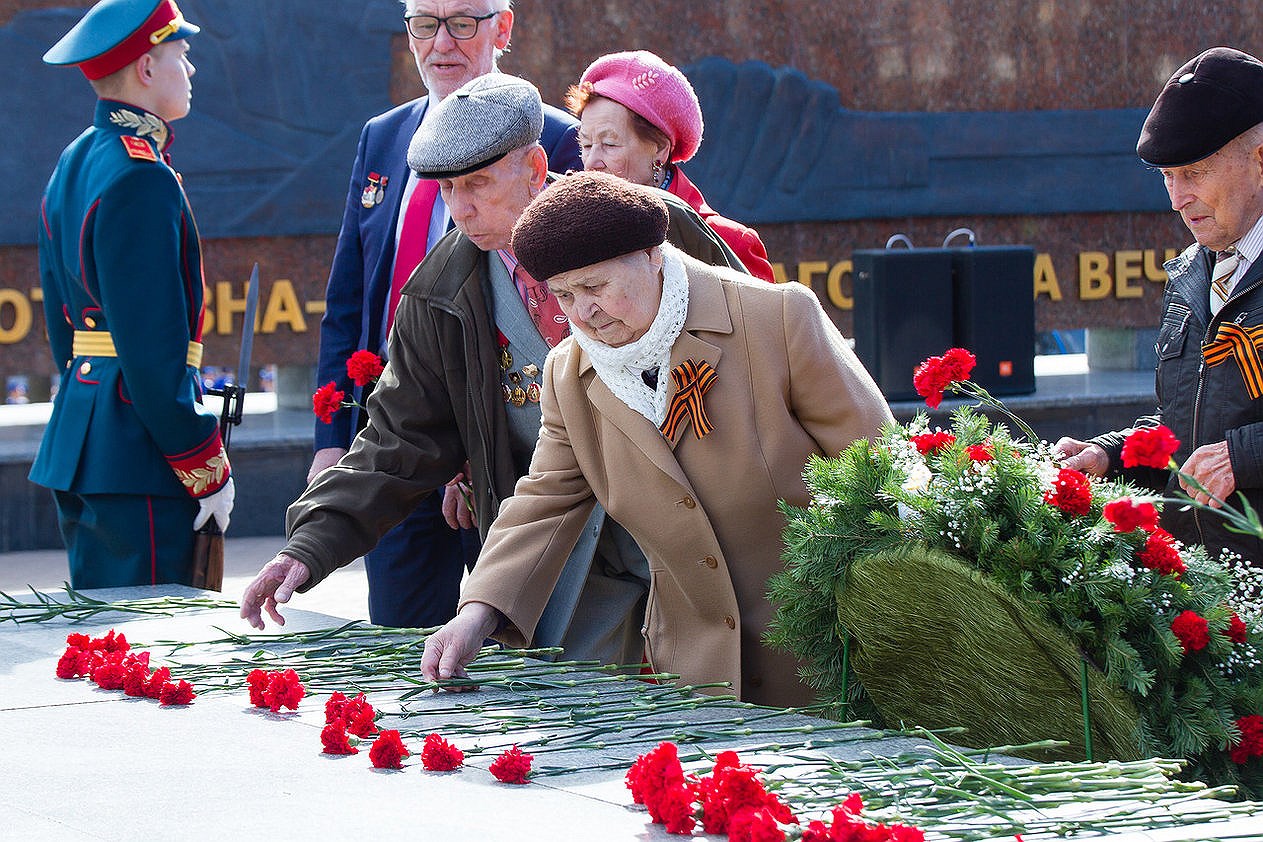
[{"x1": 565, "y1": 50, "x2": 776, "y2": 283}]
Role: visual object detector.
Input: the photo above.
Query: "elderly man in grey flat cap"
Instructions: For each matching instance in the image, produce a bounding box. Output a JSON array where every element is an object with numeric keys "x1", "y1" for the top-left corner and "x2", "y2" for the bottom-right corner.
[
  {"x1": 240, "y1": 75, "x2": 744, "y2": 654},
  {"x1": 1056, "y1": 47, "x2": 1263, "y2": 567}
]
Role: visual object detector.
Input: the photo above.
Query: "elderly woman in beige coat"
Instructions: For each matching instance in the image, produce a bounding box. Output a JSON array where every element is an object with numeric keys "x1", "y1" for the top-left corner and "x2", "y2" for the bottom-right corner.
[{"x1": 421, "y1": 172, "x2": 891, "y2": 708}]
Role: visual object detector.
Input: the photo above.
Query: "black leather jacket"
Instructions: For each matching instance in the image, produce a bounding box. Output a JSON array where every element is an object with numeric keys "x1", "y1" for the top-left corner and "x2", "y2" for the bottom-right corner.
[{"x1": 1094, "y1": 242, "x2": 1263, "y2": 565}]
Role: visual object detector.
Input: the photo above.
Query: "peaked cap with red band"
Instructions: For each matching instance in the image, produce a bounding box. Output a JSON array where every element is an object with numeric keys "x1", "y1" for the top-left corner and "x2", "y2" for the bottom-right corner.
[{"x1": 43, "y1": 0, "x2": 199, "y2": 81}]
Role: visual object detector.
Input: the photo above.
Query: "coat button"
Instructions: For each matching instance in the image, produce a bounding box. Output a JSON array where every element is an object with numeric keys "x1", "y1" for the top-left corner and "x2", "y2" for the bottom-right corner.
[
  {"x1": 680, "y1": 496, "x2": 696, "y2": 509},
  {"x1": 700, "y1": 555, "x2": 718, "y2": 568},
  {"x1": 84, "y1": 316, "x2": 96, "y2": 328},
  {"x1": 724, "y1": 615, "x2": 736, "y2": 630},
  {"x1": 78, "y1": 361, "x2": 91, "y2": 375}
]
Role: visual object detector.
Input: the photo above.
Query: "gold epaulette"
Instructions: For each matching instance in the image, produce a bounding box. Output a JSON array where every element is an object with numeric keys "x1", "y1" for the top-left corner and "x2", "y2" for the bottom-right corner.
[{"x1": 73, "y1": 330, "x2": 203, "y2": 369}]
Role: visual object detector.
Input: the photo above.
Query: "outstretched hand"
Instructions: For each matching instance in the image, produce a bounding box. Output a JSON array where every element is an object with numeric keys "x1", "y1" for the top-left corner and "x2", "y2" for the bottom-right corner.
[
  {"x1": 420, "y1": 603, "x2": 501, "y2": 690},
  {"x1": 239, "y1": 552, "x2": 311, "y2": 630}
]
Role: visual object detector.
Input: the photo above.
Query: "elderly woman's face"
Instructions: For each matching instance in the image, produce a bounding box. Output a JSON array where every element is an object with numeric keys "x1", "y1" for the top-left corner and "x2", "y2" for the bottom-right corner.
[
  {"x1": 547, "y1": 248, "x2": 664, "y2": 347},
  {"x1": 577, "y1": 97, "x2": 667, "y2": 187}
]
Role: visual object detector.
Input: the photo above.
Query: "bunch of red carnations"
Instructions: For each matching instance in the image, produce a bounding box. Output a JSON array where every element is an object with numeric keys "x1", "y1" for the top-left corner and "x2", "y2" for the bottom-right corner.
[
  {"x1": 625, "y1": 742, "x2": 923, "y2": 841},
  {"x1": 54, "y1": 629, "x2": 194, "y2": 705},
  {"x1": 312, "y1": 350, "x2": 385, "y2": 424},
  {"x1": 246, "y1": 667, "x2": 306, "y2": 713}
]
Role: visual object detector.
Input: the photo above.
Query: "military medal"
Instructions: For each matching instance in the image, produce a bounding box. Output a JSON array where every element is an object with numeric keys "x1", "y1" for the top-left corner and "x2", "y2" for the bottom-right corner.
[
  {"x1": 362, "y1": 172, "x2": 384, "y2": 208},
  {"x1": 502, "y1": 384, "x2": 513, "y2": 403},
  {"x1": 508, "y1": 371, "x2": 527, "y2": 407},
  {"x1": 499, "y1": 345, "x2": 513, "y2": 372},
  {"x1": 521, "y1": 363, "x2": 541, "y2": 403}
]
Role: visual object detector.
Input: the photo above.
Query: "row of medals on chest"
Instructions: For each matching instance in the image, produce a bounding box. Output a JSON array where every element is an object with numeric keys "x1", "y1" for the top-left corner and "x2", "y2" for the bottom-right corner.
[{"x1": 500, "y1": 346, "x2": 541, "y2": 407}]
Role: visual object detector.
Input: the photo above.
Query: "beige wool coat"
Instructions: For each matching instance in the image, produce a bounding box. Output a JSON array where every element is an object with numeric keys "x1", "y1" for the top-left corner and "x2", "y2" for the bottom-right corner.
[{"x1": 461, "y1": 254, "x2": 893, "y2": 708}]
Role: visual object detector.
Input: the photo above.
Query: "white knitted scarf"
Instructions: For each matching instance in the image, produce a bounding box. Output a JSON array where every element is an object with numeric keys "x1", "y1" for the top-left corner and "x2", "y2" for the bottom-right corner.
[{"x1": 571, "y1": 244, "x2": 689, "y2": 427}]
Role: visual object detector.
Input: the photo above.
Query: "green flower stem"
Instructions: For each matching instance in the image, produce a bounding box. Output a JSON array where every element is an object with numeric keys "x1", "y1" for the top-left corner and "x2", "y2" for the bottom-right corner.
[
  {"x1": 951, "y1": 379, "x2": 1040, "y2": 443},
  {"x1": 1, "y1": 587, "x2": 236, "y2": 624}
]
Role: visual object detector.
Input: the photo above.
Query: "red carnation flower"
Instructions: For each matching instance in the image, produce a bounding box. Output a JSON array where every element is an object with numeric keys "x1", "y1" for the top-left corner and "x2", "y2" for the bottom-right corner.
[
  {"x1": 55, "y1": 647, "x2": 83, "y2": 679},
  {"x1": 801, "y1": 820, "x2": 831, "y2": 842},
  {"x1": 1171, "y1": 610, "x2": 1210, "y2": 653},
  {"x1": 1226, "y1": 612, "x2": 1249, "y2": 645},
  {"x1": 321, "y1": 719, "x2": 359, "y2": 755},
  {"x1": 1136, "y1": 529, "x2": 1186, "y2": 578},
  {"x1": 90, "y1": 629, "x2": 129, "y2": 653},
  {"x1": 122, "y1": 661, "x2": 151, "y2": 697},
  {"x1": 489, "y1": 745, "x2": 533, "y2": 784},
  {"x1": 626, "y1": 741, "x2": 687, "y2": 814},
  {"x1": 247, "y1": 669, "x2": 269, "y2": 707},
  {"x1": 656, "y1": 783, "x2": 698, "y2": 835},
  {"x1": 65, "y1": 633, "x2": 91, "y2": 649},
  {"x1": 727, "y1": 806, "x2": 789, "y2": 842},
  {"x1": 420, "y1": 733, "x2": 464, "y2": 771},
  {"x1": 159, "y1": 679, "x2": 196, "y2": 706},
  {"x1": 910, "y1": 430, "x2": 956, "y2": 455},
  {"x1": 340, "y1": 693, "x2": 378, "y2": 738},
  {"x1": 144, "y1": 666, "x2": 171, "y2": 699},
  {"x1": 698, "y1": 750, "x2": 787, "y2": 835},
  {"x1": 1044, "y1": 468, "x2": 1092, "y2": 516},
  {"x1": 1102, "y1": 498, "x2": 1160, "y2": 533},
  {"x1": 1230, "y1": 714, "x2": 1263, "y2": 764},
  {"x1": 1121, "y1": 426, "x2": 1180, "y2": 470},
  {"x1": 324, "y1": 690, "x2": 349, "y2": 723},
  {"x1": 92, "y1": 659, "x2": 127, "y2": 691},
  {"x1": 263, "y1": 669, "x2": 305, "y2": 713},
  {"x1": 312, "y1": 381, "x2": 345, "y2": 424},
  {"x1": 368, "y1": 730, "x2": 410, "y2": 770},
  {"x1": 912, "y1": 348, "x2": 977, "y2": 409},
  {"x1": 965, "y1": 442, "x2": 994, "y2": 462},
  {"x1": 345, "y1": 350, "x2": 385, "y2": 388}
]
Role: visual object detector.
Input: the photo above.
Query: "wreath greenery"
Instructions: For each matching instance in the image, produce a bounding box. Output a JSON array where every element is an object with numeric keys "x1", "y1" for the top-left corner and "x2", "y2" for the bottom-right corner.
[{"x1": 767, "y1": 391, "x2": 1263, "y2": 798}]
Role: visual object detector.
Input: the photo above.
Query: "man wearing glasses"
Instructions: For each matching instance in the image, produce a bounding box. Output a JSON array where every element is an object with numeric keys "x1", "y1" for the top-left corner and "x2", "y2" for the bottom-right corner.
[{"x1": 310, "y1": 1, "x2": 581, "y2": 628}]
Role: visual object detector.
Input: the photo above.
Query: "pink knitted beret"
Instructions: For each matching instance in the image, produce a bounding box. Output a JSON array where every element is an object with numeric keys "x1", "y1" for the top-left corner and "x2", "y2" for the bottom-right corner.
[{"x1": 580, "y1": 50, "x2": 704, "y2": 163}]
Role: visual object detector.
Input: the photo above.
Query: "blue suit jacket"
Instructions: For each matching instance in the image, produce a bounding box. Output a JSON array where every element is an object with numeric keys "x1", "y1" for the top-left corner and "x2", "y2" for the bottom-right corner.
[
  {"x1": 30, "y1": 100, "x2": 229, "y2": 499},
  {"x1": 314, "y1": 95, "x2": 581, "y2": 450}
]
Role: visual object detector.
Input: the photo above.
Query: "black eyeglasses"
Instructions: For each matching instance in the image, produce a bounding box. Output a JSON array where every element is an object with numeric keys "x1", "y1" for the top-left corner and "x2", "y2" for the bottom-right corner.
[{"x1": 405, "y1": 11, "x2": 499, "y2": 40}]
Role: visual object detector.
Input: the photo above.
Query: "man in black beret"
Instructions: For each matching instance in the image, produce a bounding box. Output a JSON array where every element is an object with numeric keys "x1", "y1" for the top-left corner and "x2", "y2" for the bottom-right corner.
[
  {"x1": 240, "y1": 76, "x2": 745, "y2": 655},
  {"x1": 1056, "y1": 47, "x2": 1263, "y2": 567}
]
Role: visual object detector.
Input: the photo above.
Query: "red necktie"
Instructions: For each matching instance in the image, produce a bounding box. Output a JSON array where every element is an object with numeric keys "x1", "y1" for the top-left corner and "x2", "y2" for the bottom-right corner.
[
  {"x1": 512, "y1": 263, "x2": 570, "y2": 348},
  {"x1": 387, "y1": 178, "x2": 440, "y2": 332}
]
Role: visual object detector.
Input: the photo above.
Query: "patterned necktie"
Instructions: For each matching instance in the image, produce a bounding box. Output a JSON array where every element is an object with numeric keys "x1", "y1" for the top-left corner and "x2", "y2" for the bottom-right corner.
[
  {"x1": 387, "y1": 177, "x2": 440, "y2": 332},
  {"x1": 1210, "y1": 246, "x2": 1240, "y2": 315},
  {"x1": 512, "y1": 263, "x2": 571, "y2": 348}
]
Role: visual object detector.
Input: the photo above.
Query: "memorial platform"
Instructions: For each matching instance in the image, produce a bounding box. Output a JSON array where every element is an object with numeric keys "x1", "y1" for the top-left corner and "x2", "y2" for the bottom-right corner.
[{"x1": 3, "y1": 581, "x2": 1261, "y2": 841}]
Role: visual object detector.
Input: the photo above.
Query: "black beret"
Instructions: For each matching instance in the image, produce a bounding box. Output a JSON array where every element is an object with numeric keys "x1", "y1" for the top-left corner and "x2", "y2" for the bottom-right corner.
[
  {"x1": 511, "y1": 171, "x2": 670, "y2": 281},
  {"x1": 1138, "y1": 47, "x2": 1263, "y2": 167}
]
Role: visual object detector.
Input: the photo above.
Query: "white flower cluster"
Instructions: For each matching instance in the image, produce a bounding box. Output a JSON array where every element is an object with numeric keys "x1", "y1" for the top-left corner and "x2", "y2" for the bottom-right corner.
[
  {"x1": 1100, "y1": 560, "x2": 1139, "y2": 584},
  {"x1": 1219, "y1": 644, "x2": 1262, "y2": 680},
  {"x1": 1222, "y1": 551, "x2": 1263, "y2": 624}
]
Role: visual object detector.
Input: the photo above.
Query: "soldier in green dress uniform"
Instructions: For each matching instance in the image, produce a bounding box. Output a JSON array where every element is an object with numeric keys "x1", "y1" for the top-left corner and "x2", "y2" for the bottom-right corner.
[{"x1": 32, "y1": 0, "x2": 234, "y2": 588}]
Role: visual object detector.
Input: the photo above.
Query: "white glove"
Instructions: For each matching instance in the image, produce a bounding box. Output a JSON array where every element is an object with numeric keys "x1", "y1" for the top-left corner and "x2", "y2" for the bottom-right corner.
[{"x1": 193, "y1": 477, "x2": 236, "y2": 532}]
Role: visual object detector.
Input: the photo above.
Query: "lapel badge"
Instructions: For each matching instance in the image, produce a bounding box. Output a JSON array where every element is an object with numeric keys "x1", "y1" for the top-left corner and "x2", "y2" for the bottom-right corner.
[{"x1": 361, "y1": 172, "x2": 387, "y2": 208}]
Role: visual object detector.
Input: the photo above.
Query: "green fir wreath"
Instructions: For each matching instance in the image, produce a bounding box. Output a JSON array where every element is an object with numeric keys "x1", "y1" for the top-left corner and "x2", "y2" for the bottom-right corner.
[{"x1": 767, "y1": 407, "x2": 1263, "y2": 798}]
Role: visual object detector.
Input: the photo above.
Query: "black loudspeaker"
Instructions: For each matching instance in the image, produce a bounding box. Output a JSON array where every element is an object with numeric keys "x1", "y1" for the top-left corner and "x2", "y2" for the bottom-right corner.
[
  {"x1": 852, "y1": 249, "x2": 955, "y2": 401},
  {"x1": 951, "y1": 246, "x2": 1036, "y2": 396}
]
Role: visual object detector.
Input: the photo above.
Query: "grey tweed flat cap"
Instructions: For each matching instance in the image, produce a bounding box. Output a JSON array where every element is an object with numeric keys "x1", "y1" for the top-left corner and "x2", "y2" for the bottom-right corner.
[{"x1": 407, "y1": 74, "x2": 544, "y2": 179}]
